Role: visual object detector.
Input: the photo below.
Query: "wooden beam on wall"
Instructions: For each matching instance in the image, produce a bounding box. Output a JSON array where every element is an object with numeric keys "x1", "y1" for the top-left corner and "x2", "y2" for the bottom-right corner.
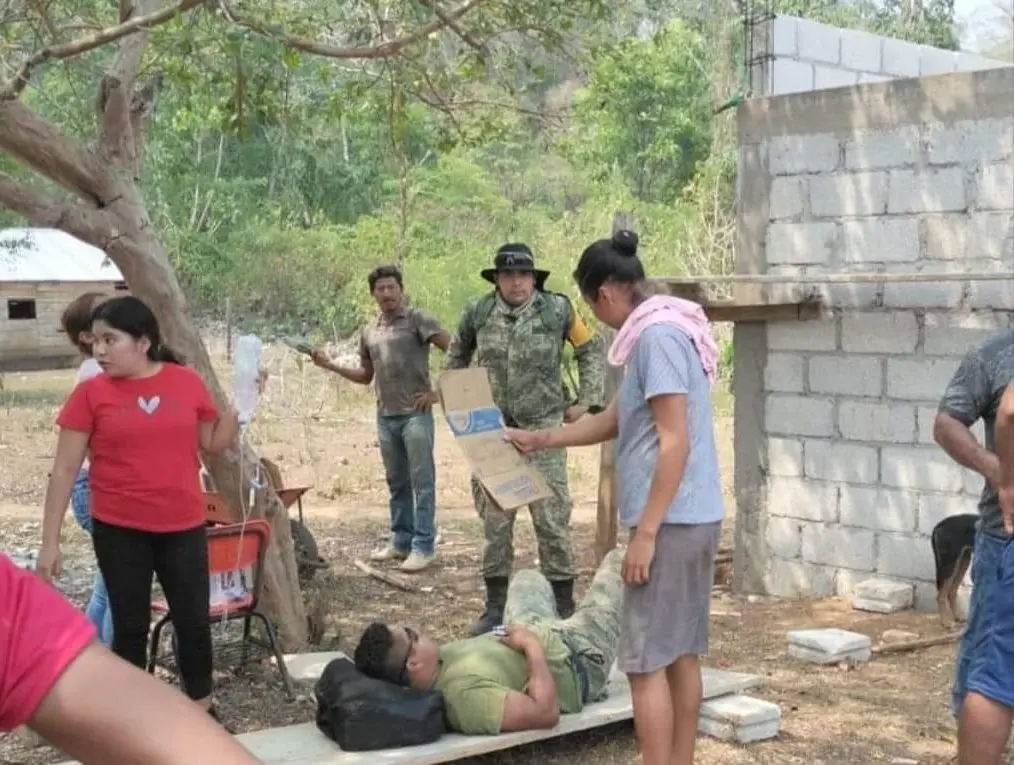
[
  {"x1": 702, "y1": 300, "x2": 823, "y2": 323},
  {"x1": 659, "y1": 279, "x2": 824, "y2": 323}
]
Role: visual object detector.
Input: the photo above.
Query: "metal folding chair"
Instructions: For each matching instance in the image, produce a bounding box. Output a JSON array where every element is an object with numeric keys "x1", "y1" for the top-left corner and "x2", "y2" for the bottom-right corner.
[{"x1": 146, "y1": 519, "x2": 295, "y2": 699}]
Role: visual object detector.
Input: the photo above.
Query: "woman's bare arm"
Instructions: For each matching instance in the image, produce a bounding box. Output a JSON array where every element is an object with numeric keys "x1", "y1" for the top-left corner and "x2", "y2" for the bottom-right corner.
[
  {"x1": 546, "y1": 398, "x2": 618, "y2": 448},
  {"x1": 30, "y1": 644, "x2": 261, "y2": 765},
  {"x1": 41, "y1": 430, "x2": 89, "y2": 549},
  {"x1": 199, "y1": 409, "x2": 241, "y2": 454},
  {"x1": 638, "y1": 393, "x2": 690, "y2": 537}
]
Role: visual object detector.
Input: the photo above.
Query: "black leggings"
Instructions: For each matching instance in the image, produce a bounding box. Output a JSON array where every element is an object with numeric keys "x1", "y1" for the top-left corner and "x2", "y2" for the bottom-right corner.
[{"x1": 92, "y1": 518, "x2": 213, "y2": 700}]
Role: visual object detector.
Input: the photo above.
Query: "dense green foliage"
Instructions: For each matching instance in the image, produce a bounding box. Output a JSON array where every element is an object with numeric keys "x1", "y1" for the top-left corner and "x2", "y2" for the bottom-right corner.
[{"x1": 0, "y1": 0, "x2": 974, "y2": 343}]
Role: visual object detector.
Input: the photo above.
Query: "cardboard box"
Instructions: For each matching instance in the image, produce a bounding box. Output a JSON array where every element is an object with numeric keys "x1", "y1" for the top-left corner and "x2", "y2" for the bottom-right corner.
[{"x1": 437, "y1": 367, "x2": 553, "y2": 510}]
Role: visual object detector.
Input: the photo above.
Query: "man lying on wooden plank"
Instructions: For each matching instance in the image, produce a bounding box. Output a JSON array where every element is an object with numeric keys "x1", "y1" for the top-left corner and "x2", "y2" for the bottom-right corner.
[{"x1": 353, "y1": 550, "x2": 623, "y2": 736}]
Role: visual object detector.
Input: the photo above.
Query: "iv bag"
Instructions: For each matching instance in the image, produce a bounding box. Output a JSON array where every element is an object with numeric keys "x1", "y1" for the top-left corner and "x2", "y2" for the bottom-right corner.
[{"x1": 233, "y1": 334, "x2": 263, "y2": 426}]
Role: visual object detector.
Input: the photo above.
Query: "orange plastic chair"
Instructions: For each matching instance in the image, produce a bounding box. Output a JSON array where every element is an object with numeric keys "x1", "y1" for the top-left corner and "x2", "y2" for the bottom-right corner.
[
  {"x1": 276, "y1": 486, "x2": 311, "y2": 525},
  {"x1": 146, "y1": 519, "x2": 294, "y2": 698},
  {"x1": 203, "y1": 492, "x2": 233, "y2": 526}
]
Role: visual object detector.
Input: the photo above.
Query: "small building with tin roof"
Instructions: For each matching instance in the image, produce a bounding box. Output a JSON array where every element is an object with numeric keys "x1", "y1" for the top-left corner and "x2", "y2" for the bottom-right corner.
[{"x1": 0, "y1": 227, "x2": 127, "y2": 371}]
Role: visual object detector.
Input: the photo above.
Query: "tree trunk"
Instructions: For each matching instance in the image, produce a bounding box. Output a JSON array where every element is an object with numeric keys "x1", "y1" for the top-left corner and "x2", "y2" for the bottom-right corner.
[
  {"x1": 100, "y1": 182, "x2": 308, "y2": 651},
  {"x1": 0, "y1": 0, "x2": 309, "y2": 651},
  {"x1": 0, "y1": 0, "x2": 529, "y2": 655}
]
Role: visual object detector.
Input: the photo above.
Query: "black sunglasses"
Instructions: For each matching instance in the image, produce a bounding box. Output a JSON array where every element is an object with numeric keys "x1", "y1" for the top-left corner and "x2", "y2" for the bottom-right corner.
[{"x1": 397, "y1": 627, "x2": 418, "y2": 685}]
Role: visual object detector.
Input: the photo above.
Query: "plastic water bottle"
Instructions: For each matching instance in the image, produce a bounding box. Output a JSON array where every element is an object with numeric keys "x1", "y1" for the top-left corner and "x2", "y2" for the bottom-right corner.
[{"x1": 233, "y1": 334, "x2": 263, "y2": 427}]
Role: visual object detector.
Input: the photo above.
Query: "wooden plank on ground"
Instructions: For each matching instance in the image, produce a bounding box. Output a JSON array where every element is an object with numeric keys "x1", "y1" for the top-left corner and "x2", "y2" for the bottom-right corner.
[
  {"x1": 223, "y1": 667, "x2": 759, "y2": 765},
  {"x1": 55, "y1": 666, "x2": 760, "y2": 765}
]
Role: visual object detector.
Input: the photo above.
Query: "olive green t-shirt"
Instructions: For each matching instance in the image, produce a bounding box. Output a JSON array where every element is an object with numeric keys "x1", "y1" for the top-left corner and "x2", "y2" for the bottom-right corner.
[
  {"x1": 358, "y1": 307, "x2": 445, "y2": 416},
  {"x1": 435, "y1": 625, "x2": 582, "y2": 735}
]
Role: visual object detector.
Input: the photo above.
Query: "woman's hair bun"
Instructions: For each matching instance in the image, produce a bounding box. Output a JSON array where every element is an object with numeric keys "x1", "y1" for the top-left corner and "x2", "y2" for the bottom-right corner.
[{"x1": 612, "y1": 229, "x2": 639, "y2": 257}]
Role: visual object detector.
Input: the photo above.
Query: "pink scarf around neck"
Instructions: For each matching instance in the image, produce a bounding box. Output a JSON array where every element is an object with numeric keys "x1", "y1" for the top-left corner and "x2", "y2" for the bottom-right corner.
[{"x1": 608, "y1": 295, "x2": 719, "y2": 385}]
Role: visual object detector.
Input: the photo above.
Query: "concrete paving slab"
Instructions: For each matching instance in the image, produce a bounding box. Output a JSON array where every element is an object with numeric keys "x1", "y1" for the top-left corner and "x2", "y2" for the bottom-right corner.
[
  {"x1": 698, "y1": 694, "x2": 781, "y2": 744},
  {"x1": 788, "y1": 627, "x2": 872, "y2": 664},
  {"x1": 851, "y1": 578, "x2": 914, "y2": 614}
]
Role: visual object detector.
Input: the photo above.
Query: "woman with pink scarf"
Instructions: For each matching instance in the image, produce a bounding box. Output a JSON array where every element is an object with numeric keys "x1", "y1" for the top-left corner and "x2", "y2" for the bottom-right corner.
[{"x1": 506, "y1": 229, "x2": 723, "y2": 765}]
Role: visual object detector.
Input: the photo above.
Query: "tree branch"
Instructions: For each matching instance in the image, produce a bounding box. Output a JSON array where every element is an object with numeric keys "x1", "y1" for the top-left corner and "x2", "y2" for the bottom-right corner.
[
  {"x1": 417, "y1": 93, "x2": 565, "y2": 122},
  {"x1": 26, "y1": 0, "x2": 63, "y2": 42},
  {"x1": 0, "y1": 0, "x2": 207, "y2": 100},
  {"x1": 0, "y1": 171, "x2": 109, "y2": 244},
  {"x1": 127, "y1": 73, "x2": 163, "y2": 170},
  {"x1": 404, "y1": 59, "x2": 561, "y2": 125},
  {"x1": 99, "y1": 0, "x2": 168, "y2": 167},
  {"x1": 0, "y1": 100, "x2": 105, "y2": 204},
  {"x1": 416, "y1": 0, "x2": 488, "y2": 55},
  {"x1": 99, "y1": 78, "x2": 134, "y2": 162},
  {"x1": 219, "y1": 0, "x2": 489, "y2": 60}
]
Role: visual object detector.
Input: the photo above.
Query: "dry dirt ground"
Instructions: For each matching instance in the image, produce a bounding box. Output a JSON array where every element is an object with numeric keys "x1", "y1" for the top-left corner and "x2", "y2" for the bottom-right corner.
[{"x1": 0, "y1": 337, "x2": 984, "y2": 764}]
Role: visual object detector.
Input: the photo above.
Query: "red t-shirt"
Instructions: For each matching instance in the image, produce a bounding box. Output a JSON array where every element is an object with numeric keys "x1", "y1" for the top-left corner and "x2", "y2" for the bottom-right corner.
[
  {"x1": 0, "y1": 554, "x2": 96, "y2": 732},
  {"x1": 57, "y1": 363, "x2": 219, "y2": 532}
]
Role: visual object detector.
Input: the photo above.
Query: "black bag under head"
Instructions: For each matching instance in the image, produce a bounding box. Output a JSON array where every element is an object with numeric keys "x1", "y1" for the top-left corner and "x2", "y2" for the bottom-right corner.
[{"x1": 314, "y1": 657, "x2": 447, "y2": 751}]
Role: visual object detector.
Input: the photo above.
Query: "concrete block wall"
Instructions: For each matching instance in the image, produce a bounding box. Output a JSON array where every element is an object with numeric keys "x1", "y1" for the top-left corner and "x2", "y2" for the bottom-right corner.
[
  {"x1": 733, "y1": 67, "x2": 1014, "y2": 609},
  {"x1": 756, "y1": 15, "x2": 1011, "y2": 97}
]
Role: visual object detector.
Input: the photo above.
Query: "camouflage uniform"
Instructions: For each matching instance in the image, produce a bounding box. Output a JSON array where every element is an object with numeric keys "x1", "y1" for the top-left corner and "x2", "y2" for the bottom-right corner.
[
  {"x1": 503, "y1": 549, "x2": 624, "y2": 702},
  {"x1": 445, "y1": 258, "x2": 605, "y2": 634}
]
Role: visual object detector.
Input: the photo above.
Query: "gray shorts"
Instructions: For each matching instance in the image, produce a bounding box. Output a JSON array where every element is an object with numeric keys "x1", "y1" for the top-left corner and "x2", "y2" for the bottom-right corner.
[{"x1": 617, "y1": 522, "x2": 722, "y2": 675}]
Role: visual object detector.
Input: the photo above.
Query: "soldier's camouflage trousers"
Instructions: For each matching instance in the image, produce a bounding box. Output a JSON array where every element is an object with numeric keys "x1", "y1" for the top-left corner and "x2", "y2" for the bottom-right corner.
[
  {"x1": 503, "y1": 549, "x2": 623, "y2": 703},
  {"x1": 471, "y1": 445, "x2": 575, "y2": 580}
]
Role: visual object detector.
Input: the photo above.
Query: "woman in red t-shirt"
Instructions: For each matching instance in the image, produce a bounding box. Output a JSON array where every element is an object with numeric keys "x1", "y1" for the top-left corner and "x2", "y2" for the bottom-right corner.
[{"x1": 37, "y1": 295, "x2": 239, "y2": 717}]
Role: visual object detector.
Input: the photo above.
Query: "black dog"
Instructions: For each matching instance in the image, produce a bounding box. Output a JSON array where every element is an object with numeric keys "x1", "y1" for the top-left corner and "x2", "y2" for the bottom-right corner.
[{"x1": 931, "y1": 514, "x2": 978, "y2": 628}]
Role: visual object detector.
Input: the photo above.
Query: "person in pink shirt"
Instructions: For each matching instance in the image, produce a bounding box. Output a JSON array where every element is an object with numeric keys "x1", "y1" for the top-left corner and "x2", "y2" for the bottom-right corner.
[
  {"x1": 507, "y1": 230, "x2": 724, "y2": 765},
  {"x1": 0, "y1": 553, "x2": 260, "y2": 764}
]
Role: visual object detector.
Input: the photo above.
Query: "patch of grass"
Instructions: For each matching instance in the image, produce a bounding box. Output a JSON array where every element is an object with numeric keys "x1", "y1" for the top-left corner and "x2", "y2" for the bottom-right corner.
[{"x1": 0, "y1": 388, "x2": 69, "y2": 409}]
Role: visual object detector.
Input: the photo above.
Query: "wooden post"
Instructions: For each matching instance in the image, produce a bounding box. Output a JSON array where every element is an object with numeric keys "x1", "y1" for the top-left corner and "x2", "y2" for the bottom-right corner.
[
  {"x1": 594, "y1": 211, "x2": 635, "y2": 564},
  {"x1": 595, "y1": 361, "x2": 621, "y2": 563}
]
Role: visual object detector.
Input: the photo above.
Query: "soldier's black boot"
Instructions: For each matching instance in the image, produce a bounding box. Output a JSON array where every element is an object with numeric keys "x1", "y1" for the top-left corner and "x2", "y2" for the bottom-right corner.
[
  {"x1": 469, "y1": 577, "x2": 508, "y2": 636},
  {"x1": 552, "y1": 579, "x2": 576, "y2": 619}
]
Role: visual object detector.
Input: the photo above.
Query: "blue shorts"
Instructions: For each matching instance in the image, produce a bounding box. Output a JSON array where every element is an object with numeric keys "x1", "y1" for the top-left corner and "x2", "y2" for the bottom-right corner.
[
  {"x1": 966, "y1": 539, "x2": 1014, "y2": 709},
  {"x1": 952, "y1": 530, "x2": 1007, "y2": 714}
]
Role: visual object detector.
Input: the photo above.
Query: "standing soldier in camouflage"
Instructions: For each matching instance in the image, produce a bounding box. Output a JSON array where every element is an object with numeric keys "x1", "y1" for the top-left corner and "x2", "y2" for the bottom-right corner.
[{"x1": 444, "y1": 243, "x2": 605, "y2": 635}]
